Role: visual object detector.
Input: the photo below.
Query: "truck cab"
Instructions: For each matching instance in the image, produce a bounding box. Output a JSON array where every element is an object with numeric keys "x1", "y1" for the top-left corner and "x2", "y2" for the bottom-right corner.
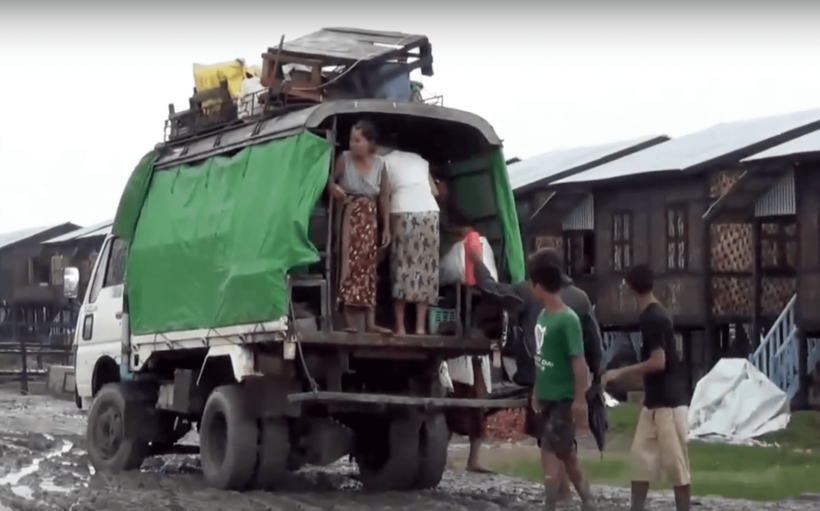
[{"x1": 72, "y1": 235, "x2": 128, "y2": 409}]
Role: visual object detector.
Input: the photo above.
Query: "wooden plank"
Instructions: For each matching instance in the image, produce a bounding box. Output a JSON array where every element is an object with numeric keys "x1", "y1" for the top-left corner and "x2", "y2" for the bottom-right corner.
[
  {"x1": 287, "y1": 391, "x2": 527, "y2": 409},
  {"x1": 301, "y1": 331, "x2": 493, "y2": 352}
]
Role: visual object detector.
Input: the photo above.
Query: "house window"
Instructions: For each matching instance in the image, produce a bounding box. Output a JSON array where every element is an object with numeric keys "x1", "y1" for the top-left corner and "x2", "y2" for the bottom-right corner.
[
  {"x1": 761, "y1": 221, "x2": 798, "y2": 270},
  {"x1": 28, "y1": 257, "x2": 51, "y2": 285},
  {"x1": 565, "y1": 231, "x2": 595, "y2": 276},
  {"x1": 612, "y1": 212, "x2": 633, "y2": 272},
  {"x1": 666, "y1": 206, "x2": 688, "y2": 270}
]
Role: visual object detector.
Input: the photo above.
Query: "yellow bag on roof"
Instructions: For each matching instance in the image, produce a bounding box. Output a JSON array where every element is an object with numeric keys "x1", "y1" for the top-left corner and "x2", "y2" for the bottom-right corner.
[{"x1": 193, "y1": 60, "x2": 255, "y2": 98}]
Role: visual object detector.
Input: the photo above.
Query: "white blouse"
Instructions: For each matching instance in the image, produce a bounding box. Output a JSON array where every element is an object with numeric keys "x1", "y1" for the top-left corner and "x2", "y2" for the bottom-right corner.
[{"x1": 383, "y1": 150, "x2": 440, "y2": 214}]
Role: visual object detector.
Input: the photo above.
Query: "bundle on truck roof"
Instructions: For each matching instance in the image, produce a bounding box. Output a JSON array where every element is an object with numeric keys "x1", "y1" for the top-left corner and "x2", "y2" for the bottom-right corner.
[{"x1": 72, "y1": 27, "x2": 527, "y2": 494}]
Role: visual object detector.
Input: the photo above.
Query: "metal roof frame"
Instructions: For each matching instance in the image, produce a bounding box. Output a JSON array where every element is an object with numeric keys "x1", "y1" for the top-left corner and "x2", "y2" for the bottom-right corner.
[{"x1": 155, "y1": 99, "x2": 501, "y2": 169}]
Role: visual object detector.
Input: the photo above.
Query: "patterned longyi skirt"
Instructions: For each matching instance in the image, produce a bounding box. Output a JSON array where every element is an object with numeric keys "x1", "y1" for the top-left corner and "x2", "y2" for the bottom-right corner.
[{"x1": 389, "y1": 211, "x2": 440, "y2": 305}]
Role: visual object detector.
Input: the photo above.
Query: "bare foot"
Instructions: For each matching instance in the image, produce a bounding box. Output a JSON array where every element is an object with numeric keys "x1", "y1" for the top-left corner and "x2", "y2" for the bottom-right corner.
[
  {"x1": 414, "y1": 329, "x2": 426, "y2": 336},
  {"x1": 395, "y1": 327, "x2": 407, "y2": 336},
  {"x1": 465, "y1": 465, "x2": 494, "y2": 474},
  {"x1": 342, "y1": 327, "x2": 359, "y2": 333},
  {"x1": 368, "y1": 325, "x2": 393, "y2": 336}
]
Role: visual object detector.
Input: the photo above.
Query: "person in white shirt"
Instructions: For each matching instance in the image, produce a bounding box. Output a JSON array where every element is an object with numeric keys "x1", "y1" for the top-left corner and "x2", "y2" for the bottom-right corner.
[{"x1": 380, "y1": 146, "x2": 441, "y2": 335}]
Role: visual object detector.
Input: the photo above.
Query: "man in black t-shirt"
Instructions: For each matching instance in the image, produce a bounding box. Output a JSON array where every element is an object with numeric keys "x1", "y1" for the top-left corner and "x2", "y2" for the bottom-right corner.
[{"x1": 602, "y1": 265, "x2": 690, "y2": 511}]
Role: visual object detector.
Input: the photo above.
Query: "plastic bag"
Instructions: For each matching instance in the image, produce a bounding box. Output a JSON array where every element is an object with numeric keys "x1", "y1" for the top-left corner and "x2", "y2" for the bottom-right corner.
[
  {"x1": 439, "y1": 236, "x2": 498, "y2": 287},
  {"x1": 237, "y1": 77, "x2": 265, "y2": 119}
]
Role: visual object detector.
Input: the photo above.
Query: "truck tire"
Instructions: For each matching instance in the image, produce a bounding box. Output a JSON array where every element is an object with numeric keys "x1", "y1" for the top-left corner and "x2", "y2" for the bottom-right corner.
[
  {"x1": 200, "y1": 385, "x2": 258, "y2": 491},
  {"x1": 250, "y1": 418, "x2": 291, "y2": 490},
  {"x1": 86, "y1": 383, "x2": 150, "y2": 473},
  {"x1": 357, "y1": 415, "x2": 421, "y2": 491},
  {"x1": 412, "y1": 413, "x2": 449, "y2": 490}
]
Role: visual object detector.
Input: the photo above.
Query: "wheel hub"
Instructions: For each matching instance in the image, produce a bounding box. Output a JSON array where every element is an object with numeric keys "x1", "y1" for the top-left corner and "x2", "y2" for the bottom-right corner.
[{"x1": 96, "y1": 406, "x2": 124, "y2": 459}]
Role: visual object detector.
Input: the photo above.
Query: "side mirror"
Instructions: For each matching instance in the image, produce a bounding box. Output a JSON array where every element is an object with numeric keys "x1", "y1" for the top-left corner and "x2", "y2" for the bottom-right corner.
[{"x1": 63, "y1": 267, "x2": 80, "y2": 299}]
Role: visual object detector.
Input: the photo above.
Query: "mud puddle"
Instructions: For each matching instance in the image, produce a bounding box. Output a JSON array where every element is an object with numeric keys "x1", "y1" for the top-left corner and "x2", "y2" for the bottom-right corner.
[
  {"x1": 0, "y1": 390, "x2": 816, "y2": 510},
  {"x1": 0, "y1": 439, "x2": 75, "y2": 499}
]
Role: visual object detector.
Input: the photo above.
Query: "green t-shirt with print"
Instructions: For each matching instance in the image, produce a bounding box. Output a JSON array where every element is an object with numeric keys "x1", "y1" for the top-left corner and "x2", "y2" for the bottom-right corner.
[{"x1": 534, "y1": 306, "x2": 584, "y2": 401}]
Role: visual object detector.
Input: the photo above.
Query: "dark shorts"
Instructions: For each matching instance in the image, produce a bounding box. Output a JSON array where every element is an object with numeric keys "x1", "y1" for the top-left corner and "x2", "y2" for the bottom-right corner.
[{"x1": 526, "y1": 399, "x2": 576, "y2": 458}]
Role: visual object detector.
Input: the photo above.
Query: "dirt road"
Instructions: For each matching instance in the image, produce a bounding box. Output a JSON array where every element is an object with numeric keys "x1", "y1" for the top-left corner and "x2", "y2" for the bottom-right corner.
[{"x1": 0, "y1": 389, "x2": 815, "y2": 511}]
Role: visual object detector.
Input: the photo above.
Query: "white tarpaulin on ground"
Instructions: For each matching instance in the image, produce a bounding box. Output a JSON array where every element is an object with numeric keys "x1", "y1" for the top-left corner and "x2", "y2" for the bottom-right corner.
[{"x1": 687, "y1": 358, "x2": 790, "y2": 443}]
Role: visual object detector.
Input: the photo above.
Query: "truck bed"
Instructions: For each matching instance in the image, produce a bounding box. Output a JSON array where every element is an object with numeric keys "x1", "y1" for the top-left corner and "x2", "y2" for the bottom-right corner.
[{"x1": 129, "y1": 317, "x2": 495, "y2": 368}]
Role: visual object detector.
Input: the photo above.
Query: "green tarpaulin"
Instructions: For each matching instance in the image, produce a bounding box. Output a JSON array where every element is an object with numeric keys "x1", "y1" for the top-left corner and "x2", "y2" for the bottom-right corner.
[
  {"x1": 124, "y1": 132, "x2": 331, "y2": 335},
  {"x1": 113, "y1": 150, "x2": 162, "y2": 245},
  {"x1": 488, "y1": 149, "x2": 525, "y2": 283},
  {"x1": 114, "y1": 130, "x2": 524, "y2": 335},
  {"x1": 447, "y1": 149, "x2": 525, "y2": 284}
]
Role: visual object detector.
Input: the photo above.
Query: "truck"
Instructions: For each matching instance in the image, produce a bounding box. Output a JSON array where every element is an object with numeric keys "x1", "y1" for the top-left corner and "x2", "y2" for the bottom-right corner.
[{"x1": 71, "y1": 28, "x2": 528, "y2": 492}]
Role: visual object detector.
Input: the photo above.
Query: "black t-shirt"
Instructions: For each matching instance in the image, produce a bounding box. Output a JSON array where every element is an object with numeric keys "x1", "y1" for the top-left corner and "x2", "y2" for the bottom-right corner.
[{"x1": 640, "y1": 303, "x2": 687, "y2": 409}]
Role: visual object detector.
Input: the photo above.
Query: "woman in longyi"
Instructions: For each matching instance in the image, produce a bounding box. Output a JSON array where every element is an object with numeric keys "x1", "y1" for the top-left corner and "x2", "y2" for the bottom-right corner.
[{"x1": 328, "y1": 120, "x2": 393, "y2": 334}]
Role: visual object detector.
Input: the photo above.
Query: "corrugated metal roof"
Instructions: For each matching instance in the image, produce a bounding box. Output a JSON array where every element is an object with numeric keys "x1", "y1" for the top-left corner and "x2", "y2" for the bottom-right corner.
[
  {"x1": 755, "y1": 170, "x2": 796, "y2": 217},
  {"x1": 279, "y1": 28, "x2": 429, "y2": 66},
  {"x1": 79, "y1": 224, "x2": 112, "y2": 240},
  {"x1": 0, "y1": 224, "x2": 67, "y2": 251},
  {"x1": 743, "y1": 129, "x2": 820, "y2": 162},
  {"x1": 553, "y1": 107, "x2": 820, "y2": 185},
  {"x1": 508, "y1": 135, "x2": 666, "y2": 191},
  {"x1": 43, "y1": 219, "x2": 114, "y2": 244},
  {"x1": 563, "y1": 194, "x2": 595, "y2": 230}
]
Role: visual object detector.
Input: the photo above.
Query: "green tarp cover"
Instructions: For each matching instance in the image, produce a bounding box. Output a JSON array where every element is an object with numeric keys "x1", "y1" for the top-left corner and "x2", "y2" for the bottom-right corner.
[
  {"x1": 488, "y1": 149, "x2": 525, "y2": 283},
  {"x1": 114, "y1": 131, "x2": 523, "y2": 336},
  {"x1": 123, "y1": 132, "x2": 331, "y2": 335},
  {"x1": 447, "y1": 149, "x2": 525, "y2": 284},
  {"x1": 113, "y1": 150, "x2": 162, "y2": 245}
]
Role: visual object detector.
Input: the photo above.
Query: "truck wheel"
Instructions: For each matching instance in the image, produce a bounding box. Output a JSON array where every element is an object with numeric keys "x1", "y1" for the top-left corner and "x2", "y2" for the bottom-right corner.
[
  {"x1": 412, "y1": 413, "x2": 449, "y2": 489},
  {"x1": 86, "y1": 383, "x2": 149, "y2": 473},
  {"x1": 357, "y1": 415, "x2": 421, "y2": 491},
  {"x1": 250, "y1": 418, "x2": 291, "y2": 490},
  {"x1": 200, "y1": 385, "x2": 258, "y2": 491}
]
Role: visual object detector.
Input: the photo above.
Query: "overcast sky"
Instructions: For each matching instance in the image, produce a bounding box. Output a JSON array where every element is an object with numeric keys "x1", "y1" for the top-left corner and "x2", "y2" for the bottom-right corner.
[{"x1": 2, "y1": 2, "x2": 819, "y2": 233}]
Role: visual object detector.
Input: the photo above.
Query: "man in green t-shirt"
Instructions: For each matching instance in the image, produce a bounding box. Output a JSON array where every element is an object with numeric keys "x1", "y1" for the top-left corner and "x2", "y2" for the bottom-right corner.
[{"x1": 529, "y1": 257, "x2": 597, "y2": 511}]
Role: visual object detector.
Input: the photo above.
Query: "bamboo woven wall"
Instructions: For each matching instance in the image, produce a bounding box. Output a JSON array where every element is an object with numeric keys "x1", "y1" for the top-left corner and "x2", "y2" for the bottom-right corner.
[
  {"x1": 761, "y1": 277, "x2": 797, "y2": 316},
  {"x1": 710, "y1": 225, "x2": 754, "y2": 316},
  {"x1": 709, "y1": 169, "x2": 743, "y2": 199},
  {"x1": 711, "y1": 223, "x2": 753, "y2": 273},
  {"x1": 711, "y1": 276, "x2": 754, "y2": 316}
]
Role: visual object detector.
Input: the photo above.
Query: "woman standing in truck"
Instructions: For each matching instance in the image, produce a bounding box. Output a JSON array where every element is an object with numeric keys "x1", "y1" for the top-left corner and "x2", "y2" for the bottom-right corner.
[
  {"x1": 329, "y1": 120, "x2": 393, "y2": 334},
  {"x1": 381, "y1": 147, "x2": 441, "y2": 335}
]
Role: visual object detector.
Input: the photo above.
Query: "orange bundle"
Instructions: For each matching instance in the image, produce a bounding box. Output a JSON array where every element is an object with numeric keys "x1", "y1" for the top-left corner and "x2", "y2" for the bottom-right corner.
[{"x1": 463, "y1": 228, "x2": 482, "y2": 286}]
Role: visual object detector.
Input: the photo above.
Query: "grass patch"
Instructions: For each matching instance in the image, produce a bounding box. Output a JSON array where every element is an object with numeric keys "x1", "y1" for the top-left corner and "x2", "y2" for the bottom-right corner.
[
  {"x1": 493, "y1": 405, "x2": 820, "y2": 501},
  {"x1": 605, "y1": 402, "x2": 641, "y2": 435},
  {"x1": 758, "y1": 410, "x2": 820, "y2": 450}
]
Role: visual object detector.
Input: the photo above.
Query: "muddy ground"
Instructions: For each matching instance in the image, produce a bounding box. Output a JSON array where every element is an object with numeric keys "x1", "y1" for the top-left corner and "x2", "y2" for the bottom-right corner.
[{"x1": 0, "y1": 385, "x2": 816, "y2": 511}]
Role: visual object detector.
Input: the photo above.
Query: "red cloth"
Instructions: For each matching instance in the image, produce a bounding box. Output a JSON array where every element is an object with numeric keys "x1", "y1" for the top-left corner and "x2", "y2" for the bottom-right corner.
[{"x1": 463, "y1": 229, "x2": 482, "y2": 286}]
